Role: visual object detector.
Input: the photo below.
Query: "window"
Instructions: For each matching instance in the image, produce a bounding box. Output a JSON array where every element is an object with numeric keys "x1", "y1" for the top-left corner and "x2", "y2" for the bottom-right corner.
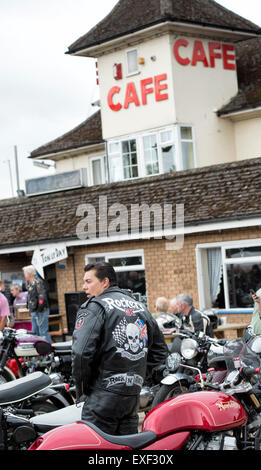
[
  {"x1": 143, "y1": 134, "x2": 159, "y2": 176},
  {"x1": 126, "y1": 49, "x2": 138, "y2": 75},
  {"x1": 107, "y1": 125, "x2": 194, "y2": 183},
  {"x1": 160, "y1": 130, "x2": 176, "y2": 173},
  {"x1": 180, "y1": 126, "x2": 195, "y2": 170},
  {"x1": 108, "y1": 139, "x2": 139, "y2": 182},
  {"x1": 122, "y1": 140, "x2": 139, "y2": 179},
  {"x1": 197, "y1": 241, "x2": 261, "y2": 310},
  {"x1": 85, "y1": 250, "x2": 147, "y2": 303}
]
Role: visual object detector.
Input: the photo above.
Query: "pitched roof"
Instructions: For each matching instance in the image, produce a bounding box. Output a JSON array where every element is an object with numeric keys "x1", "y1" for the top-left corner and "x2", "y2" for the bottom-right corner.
[
  {"x1": 218, "y1": 37, "x2": 261, "y2": 116},
  {"x1": 1, "y1": 157, "x2": 261, "y2": 249},
  {"x1": 30, "y1": 111, "x2": 103, "y2": 158},
  {"x1": 68, "y1": 0, "x2": 260, "y2": 54}
]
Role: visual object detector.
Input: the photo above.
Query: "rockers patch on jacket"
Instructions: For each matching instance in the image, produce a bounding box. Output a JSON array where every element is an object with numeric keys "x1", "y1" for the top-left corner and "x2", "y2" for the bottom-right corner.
[{"x1": 112, "y1": 317, "x2": 148, "y2": 361}]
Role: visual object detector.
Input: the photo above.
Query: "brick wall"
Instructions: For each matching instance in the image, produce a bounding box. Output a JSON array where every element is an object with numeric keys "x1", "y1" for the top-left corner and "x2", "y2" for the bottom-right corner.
[{"x1": 1, "y1": 224, "x2": 260, "y2": 334}]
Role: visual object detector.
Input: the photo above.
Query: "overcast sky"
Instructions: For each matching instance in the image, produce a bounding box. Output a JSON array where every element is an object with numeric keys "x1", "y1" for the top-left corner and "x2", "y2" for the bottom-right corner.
[{"x1": 0, "y1": 0, "x2": 261, "y2": 200}]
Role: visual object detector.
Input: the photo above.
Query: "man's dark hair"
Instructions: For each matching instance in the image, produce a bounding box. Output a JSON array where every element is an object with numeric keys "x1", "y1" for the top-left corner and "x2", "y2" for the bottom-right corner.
[{"x1": 84, "y1": 262, "x2": 117, "y2": 286}]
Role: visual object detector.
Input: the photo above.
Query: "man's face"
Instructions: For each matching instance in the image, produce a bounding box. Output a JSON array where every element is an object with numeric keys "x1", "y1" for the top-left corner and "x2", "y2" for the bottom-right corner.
[
  {"x1": 83, "y1": 269, "x2": 109, "y2": 298},
  {"x1": 10, "y1": 287, "x2": 18, "y2": 298},
  {"x1": 176, "y1": 299, "x2": 185, "y2": 314}
]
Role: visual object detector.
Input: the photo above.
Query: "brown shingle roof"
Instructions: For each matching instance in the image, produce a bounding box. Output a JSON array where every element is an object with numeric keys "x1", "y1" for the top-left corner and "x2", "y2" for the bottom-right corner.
[
  {"x1": 218, "y1": 37, "x2": 261, "y2": 115},
  {"x1": 68, "y1": 0, "x2": 260, "y2": 54},
  {"x1": 30, "y1": 111, "x2": 103, "y2": 158},
  {"x1": 1, "y1": 157, "x2": 261, "y2": 248}
]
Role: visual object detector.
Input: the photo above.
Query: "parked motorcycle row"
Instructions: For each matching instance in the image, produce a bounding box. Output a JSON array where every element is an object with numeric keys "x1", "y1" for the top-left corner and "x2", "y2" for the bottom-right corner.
[{"x1": 1, "y1": 319, "x2": 261, "y2": 451}]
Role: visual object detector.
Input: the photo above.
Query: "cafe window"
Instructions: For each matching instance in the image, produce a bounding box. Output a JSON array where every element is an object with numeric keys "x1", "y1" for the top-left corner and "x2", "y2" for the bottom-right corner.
[
  {"x1": 197, "y1": 242, "x2": 261, "y2": 310},
  {"x1": 85, "y1": 250, "x2": 147, "y2": 304}
]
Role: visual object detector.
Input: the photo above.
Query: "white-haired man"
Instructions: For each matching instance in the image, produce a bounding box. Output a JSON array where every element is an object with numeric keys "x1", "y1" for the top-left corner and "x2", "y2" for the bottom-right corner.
[{"x1": 23, "y1": 265, "x2": 51, "y2": 343}]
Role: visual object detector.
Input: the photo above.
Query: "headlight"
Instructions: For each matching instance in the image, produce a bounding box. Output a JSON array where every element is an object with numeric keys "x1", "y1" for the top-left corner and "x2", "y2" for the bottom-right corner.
[
  {"x1": 181, "y1": 338, "x2": 198, "y2": 360},
  {"x1": 167, "y1": 352, "x2": 181, "y2": 371},
  {"x1": 0, "y1": 331, "x2": 3, "y2": 345},
  {"x1": 250, "y1": 336, "x2": 261, "y2": 354}
]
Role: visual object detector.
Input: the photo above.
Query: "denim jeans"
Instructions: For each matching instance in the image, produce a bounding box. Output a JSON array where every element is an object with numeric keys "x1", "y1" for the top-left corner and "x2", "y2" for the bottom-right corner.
[
  {"x1": 36, "y1": 308, "x2": 52, "y2": 343},
  {"x1": 31, "y1": 311, "x2": 40, "y2": 336}
]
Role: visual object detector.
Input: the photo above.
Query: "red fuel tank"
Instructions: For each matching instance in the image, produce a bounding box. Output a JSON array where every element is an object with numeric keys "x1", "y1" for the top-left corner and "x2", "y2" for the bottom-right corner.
[{"x1": 142, "y1": 391, "x2": 247, "y2": 437}]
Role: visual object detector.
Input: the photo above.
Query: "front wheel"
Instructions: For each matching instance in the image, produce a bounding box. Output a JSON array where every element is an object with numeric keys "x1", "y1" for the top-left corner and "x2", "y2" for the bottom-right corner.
[{"x1": 151, "y1": 382, "x2": 188, "y2": 407}]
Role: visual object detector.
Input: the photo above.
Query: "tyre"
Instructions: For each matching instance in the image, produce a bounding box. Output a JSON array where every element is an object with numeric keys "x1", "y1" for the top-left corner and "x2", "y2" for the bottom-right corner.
[
  {"x1": 31, "y1": 401, "x2": 58, "y2": 415},
  {"x1": 0, "y1": 367, "x2": 16, "y2": 385},
  {"x1": 151, "y1": 383, "x2": 188, "y2": 407}
]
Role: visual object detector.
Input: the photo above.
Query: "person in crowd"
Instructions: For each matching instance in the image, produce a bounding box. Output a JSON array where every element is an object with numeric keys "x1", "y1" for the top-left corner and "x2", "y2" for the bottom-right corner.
[
  {"x1": 72, "y1": 262, "x2": 168, "y2": 436},
  {"x1": 10, "y1": 283, "x2": 28, "y2": 311},
  {"x1": 169, "y1": 297, "x2": 179, "y2": 315},
  {"x1": 155, "y1": 296, "x2": 169, "y2": 314},
  {"x1": 169, "y1": 293, "x2": 212, "y2": 353},
  {"x1": 175, "y1": 293, "x2": 211, "y2": 335},
  {"x1": 22, "y1": 265, "x2": 51, "y2": 343},
  {"x1": 0, "y1": 280, "x2": 14, "y2": 306},
  {"x1": 250, "y1": 288, "x2": 261, "y2": 334},
  {"x1": 0, "y1": 290, "x2": 10, "y2": 331}
]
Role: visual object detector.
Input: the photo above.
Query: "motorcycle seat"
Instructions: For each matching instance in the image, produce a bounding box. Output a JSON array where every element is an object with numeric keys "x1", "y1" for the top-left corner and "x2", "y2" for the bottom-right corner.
[
  {"x1": 82, "y1": 421, "x2": 157, "y2": 450},
  {"x1": 30, "y1": 402, "x2": 83, "y2": 433},
  {"x1": 52, "y1": 341, "x2": 72, "y2": 352},
  {"x1": 0, "y1": 372, "x2": 52, "y2": 405}
]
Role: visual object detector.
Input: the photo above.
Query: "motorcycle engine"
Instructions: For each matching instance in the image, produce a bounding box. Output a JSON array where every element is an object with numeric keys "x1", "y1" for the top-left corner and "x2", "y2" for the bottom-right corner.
[{"x1": 204, "y1": 434, "x2": 238, "y2": 451}]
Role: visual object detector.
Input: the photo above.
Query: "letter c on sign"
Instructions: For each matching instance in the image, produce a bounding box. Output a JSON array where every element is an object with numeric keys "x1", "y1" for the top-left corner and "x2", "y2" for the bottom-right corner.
[
  {"x1": 174, "y1": 39, "x2": 190, "y2": 66},
  {"x1": 107, "y1": 86, "x2": 122, "y2": 111}
]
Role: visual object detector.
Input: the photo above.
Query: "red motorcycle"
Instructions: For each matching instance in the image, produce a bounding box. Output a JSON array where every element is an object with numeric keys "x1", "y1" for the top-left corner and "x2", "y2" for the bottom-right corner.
[
  {"x1": 29, "y1": 338, "x2": 261, "y2": 451},
  {"x1": 29, "y1": 381, "x2": 260, "y2": 451}
]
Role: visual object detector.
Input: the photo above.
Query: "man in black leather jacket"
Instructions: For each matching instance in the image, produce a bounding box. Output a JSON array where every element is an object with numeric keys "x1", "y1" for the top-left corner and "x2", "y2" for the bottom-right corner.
[{"x1": 72, "y1": 262, "x2": 168, "y2": 435}]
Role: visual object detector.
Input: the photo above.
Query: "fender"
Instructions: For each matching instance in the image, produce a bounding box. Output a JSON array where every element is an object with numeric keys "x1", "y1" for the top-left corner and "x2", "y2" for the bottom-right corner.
[{"x1": 161, "y1": 372, "x2": 191, "y2": 386}]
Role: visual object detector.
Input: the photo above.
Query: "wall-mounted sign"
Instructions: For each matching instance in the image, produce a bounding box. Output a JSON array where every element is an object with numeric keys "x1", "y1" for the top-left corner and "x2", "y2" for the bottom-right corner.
[
  {"x1": 173, "y1": 38, "x2": 236, "y2": 70},
  {"x1": 107, "y1": 73, "x2": 169, "y2": 111},
  {"x1": 32, "y1": 244, "x2": 68, "y2": 278}
]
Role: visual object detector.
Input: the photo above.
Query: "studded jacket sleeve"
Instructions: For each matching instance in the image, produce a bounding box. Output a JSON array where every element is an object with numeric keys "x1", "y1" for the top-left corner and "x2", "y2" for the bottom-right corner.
[{"x1": 72, "y1": 300, "x2": 105, "y2": 400}]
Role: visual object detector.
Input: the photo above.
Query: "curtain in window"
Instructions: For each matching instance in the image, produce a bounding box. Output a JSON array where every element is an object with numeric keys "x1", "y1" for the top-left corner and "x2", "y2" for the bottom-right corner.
[{"x1": 207, "y1": 248, "x2": 222, "y2": 304}]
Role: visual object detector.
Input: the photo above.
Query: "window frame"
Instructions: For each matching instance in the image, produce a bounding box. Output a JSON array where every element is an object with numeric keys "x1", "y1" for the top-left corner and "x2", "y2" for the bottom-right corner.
[
  {"x1": 85, "y1": 249, "x2": 145, "y2": 273},
  {"x1": 126, "y1": 48, "x2": 139, "y2": 77},
  {"x1": 196, "y1": 238, "x2": 261, "y2": 311},
  {"x1": 107, "y1": 124, "x2": 196, "y2": 183},
  {"x1": 178, "y1": 125, "x2": 197, "y2": 171},
  {"x1": 90, "y1": 155, "x2": 106, "y2": 186}
]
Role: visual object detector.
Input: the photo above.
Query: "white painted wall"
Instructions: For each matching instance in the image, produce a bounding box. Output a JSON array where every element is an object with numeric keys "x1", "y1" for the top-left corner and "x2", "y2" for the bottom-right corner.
[
  {"x1": 234, "y1": 117, "x2": 261, "y2": 160},
  {"x1": 171, "y1": 35, "x2": 238, "y2": 167},
  {"x1": 99, "y1": 34, "x2": 176, "y2": 140}
]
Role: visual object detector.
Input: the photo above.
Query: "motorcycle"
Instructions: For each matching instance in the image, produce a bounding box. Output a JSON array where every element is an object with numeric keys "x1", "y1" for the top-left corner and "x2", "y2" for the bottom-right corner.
[
  {"x1": 28, "y1": 353, "x2": 261, "y2": 451},
  {"x1": 151, "y1": 329, "x2": 226, "y2": 406},
  {"x1": 0, "y1": 328, "x2": 74, "y2": 391},
  {"x1": 0, "y1": 372, "x2": 79, "y2": 450}
]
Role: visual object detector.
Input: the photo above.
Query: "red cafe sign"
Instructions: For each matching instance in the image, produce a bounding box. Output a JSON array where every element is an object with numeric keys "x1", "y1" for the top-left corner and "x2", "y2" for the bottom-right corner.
[
  {"x1": 107, "y1": 73, "x2": 168, "y2": 112},
  {"x1": 107, "y1": 39, "x2": 236, "y2": 111},
  {"x1": 173, "y1": 38, "x2": 236, "y2": 70}
]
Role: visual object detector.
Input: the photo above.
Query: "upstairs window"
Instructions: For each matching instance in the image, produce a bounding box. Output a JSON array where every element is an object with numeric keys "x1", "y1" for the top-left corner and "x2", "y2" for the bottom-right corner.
[
  {"x1": 126, "y1": 49, "x2": 139, "y2": 75},
  {"x1": 108, "y1": 139, "x2": 139, "y2": 182},
  {"x1": 180, "y1": 126, "x2": 195, "y2": 170}
]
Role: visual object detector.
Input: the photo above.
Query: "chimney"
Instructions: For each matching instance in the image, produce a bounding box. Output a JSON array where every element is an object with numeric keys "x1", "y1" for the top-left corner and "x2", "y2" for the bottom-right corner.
[{"x1": 160, "y1": 0, "x2": 173, "y2": 17}]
